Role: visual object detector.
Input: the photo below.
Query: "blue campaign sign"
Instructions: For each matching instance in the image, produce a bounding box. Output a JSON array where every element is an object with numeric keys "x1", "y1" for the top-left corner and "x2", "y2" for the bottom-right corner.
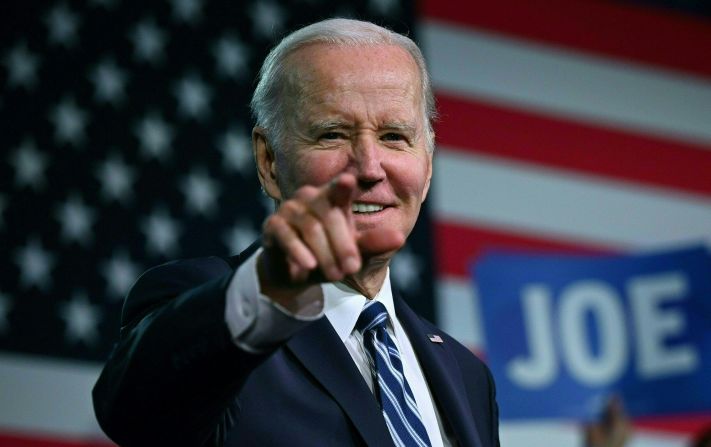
[{"x1": 474, "y1": 246, "x2": 711, "y2": 421}]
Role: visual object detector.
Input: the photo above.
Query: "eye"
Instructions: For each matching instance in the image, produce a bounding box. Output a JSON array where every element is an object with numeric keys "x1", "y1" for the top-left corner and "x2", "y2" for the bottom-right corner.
[
  {"x1": 320, "y1": 131, "x2": 346, "y2": 140},
  {"x1": 382, "y1": 132, "x2": 405, "y2": 142}
]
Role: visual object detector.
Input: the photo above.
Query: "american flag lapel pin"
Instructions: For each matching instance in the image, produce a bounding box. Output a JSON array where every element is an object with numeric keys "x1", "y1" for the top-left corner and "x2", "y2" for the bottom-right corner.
[{"x1": 428, "y1": 334, "x2": 443, "y2": 344}]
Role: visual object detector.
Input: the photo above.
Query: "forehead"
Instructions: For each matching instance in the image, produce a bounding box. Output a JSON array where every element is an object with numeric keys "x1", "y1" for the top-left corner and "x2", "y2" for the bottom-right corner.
[{"x1": 285, "y1": 43, "x2": 422, "y2": 111}]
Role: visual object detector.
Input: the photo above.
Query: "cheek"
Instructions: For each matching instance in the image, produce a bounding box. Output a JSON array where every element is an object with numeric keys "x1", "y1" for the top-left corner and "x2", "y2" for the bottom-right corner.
[
  {"x1": 292, "y1": 151, "x2": 349, "y2": 187},
  {"x1": 387, "y1": 157, "x2": 430, "y2": 201}
]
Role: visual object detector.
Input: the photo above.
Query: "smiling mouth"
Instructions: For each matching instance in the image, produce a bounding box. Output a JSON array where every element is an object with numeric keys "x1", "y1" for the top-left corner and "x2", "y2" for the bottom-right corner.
[{"x1": 352, "y1": 202, "x2": 385, "y2": 214}]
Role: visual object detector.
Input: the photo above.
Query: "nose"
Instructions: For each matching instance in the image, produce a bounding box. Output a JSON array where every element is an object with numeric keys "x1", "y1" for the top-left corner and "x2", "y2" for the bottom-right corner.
[{"x1": 351, "y1": 135, "x2": 385, "y2": 187}]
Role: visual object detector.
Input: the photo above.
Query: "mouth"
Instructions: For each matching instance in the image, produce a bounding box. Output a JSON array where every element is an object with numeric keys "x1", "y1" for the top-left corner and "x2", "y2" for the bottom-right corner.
[{"x1": 352, "y1": 202, "x2": 385, "y2": 214}]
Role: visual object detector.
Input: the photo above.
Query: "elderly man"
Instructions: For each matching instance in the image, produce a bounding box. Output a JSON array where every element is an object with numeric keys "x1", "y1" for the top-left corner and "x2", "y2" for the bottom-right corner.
[{"x1": 93, "y1": 18, "x2": 499, "y2": 447}]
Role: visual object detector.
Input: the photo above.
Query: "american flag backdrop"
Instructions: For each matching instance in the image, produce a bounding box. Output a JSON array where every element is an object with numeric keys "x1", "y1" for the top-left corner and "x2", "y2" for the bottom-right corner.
[
  {"x1": 0, "y1": 1, "x2": 425, "y2": 445},
  {"x1": 424, "y1": 1, "x2": 711, "y2": 445},
  {"x1": 0, "y1": 0, "x2": 710, "y2": 446}
]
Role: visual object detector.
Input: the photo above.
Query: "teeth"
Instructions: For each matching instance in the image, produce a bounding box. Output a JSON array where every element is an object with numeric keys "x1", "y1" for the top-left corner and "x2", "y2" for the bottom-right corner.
[{"x1": 352, "y1": 203, "x2": 384, "y2": 213}]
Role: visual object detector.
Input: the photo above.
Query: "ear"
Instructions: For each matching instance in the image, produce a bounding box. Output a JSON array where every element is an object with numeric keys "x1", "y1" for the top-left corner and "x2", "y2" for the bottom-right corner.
[
  {"x1": 421, "y1": 151, "x2": 433, "y2": 202},
  {"x1": 253, "y1": 127, "x2": 283, "y2": 202}
]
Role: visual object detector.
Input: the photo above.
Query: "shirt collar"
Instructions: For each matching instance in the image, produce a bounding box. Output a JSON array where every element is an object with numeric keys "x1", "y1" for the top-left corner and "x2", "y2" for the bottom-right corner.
[{"x1": 322, "y1": 268, "x2": 396, "y2": 342}]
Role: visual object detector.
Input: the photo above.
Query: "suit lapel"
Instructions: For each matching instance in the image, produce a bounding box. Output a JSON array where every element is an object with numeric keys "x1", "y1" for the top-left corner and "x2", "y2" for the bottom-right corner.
[
  {"x1": 286, "y1": 317, "x2": 394, "y2": 447},
  {"x1": 395, "y1": 296, "x2": 484, "y2": 447}
]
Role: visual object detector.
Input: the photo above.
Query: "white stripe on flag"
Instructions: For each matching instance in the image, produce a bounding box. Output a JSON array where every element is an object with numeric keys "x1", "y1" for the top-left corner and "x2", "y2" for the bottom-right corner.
[
  {"x1": 0, "y1": 352, "x2": 106, "y2": 439},
  {"x1": 499, "y1": 421, "x2": 689, "y2": 447},
  {"x1": 435, "y1": 277, "x2": 484, "y2": 350},
  {"x1": 422, "y1": 21, "x2": 711, "y2": 146},
  {"x1": 433, "y1": 150, "x2": 711, "y2": 248}
]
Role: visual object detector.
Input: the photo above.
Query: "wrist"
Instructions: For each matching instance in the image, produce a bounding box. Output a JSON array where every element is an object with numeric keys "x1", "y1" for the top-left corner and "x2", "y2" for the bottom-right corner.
[{"x1": 257, "y1": 252, "x2": 323, "y2": 316}]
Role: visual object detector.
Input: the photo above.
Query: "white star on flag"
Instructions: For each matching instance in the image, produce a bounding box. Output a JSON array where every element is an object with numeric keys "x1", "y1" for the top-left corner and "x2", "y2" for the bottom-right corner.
[
  {"x1": 368, "y1": 0, "x2": 400, "y2": 16},
  {"x1": 130, "y1": 19, "x2": 166, "y2": 63},
  {"x1": 9, "y1": 140, "x2": 48, "y2": 190},
  {"x1": 15, "y1": 238, "x2": 55, "y2": 291},
  {"x1": 174, "y1": 74, "x2": 212, "y2": 120},
  {"x1": 4, "y1": 42, "x2": 41, "y2": 89},
  {"x1": 89, "y1": 58, "x2": 128, "y2": 105},
  {"x1": 141, "y1": 208, "x2": 181, "y2": 256},
  {"x1": 60, "y1": 292, "x2": 101, "y2": 346},
  {"x1": 171, "y1": 0, "x2": 203, "y2": 24},
  {"x1": 95, "y1": 155, "x2": 136, "y2": 203},
  {"x1": 250, "y1": 1, "x2": 285, "y2": 39},
  {"x1": 50, "y1": 97, "x2": 88, "y2": 146},
  {"x1": 213, "y1": 35, "x2": 249, "y2": 79},
  {"x1": 181, "y1": 169, "x2": 220, "y2": 216},
  {"x1": 135, "y1": 113, "x2": 173, "y2": 160},
  {"x1": 55, "y1": 195, "x2": 96, "y2": 245},
  {"x1": 390, "y1": 245, "x2": 423, "y2": 293},
  {"x1": 101, "y1": 251, "x2": 140, "y2": 299},
  {"x1": 218, "y1": 127, "x2": 253, "y2": 174},
  {"x1": 224, "y1": 220, "x2": 258, "y2": 254},
  {"x1": 45, "y1": 4, "x2": 81, "y2": 47}
]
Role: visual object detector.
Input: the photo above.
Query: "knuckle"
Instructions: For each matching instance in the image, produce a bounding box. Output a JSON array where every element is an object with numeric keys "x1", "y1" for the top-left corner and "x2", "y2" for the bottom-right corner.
[
  {"x1": 341, "y1": 242, "x2": 358, "y2": 257},
  {"x1": 262, "y1": 214, "x2": 280, "y2": 231},
  {"x1": 264, "y1": 216, "x2": 295, "y2": 245},
  {"x1": 300, "y1": 217, "x2": 322, "y2": 240},
  {"x1": 280, "y1": 200, "x2": 301, "y2": 216},
  {"x1": 323, "y1": 207, "x2": 343, "y2": 223},
  {"x1": 294, "y1": 185, "x2": 318, "y2": 200}
]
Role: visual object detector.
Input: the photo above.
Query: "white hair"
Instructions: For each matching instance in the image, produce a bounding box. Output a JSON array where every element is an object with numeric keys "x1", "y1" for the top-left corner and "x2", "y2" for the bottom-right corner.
[{"x1": 250, "y1": 18, "x2": 437, "y2": 152}]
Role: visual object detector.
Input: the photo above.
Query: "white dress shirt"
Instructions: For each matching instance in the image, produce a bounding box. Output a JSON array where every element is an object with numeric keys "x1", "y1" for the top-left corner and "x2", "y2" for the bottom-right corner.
[{"x1": 224, "y1": 248, "x2": 451, "y2": 446}]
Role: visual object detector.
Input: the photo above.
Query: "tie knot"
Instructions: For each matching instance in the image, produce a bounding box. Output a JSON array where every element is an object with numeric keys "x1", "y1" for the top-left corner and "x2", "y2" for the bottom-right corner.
[{"x1": 355, "y1": 300, "x2": 389, "y2": 333}]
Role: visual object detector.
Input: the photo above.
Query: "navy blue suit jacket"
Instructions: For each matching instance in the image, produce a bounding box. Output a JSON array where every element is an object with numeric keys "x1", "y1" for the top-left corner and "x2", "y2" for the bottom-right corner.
[{"x1": 93, "y1": 245, "x2": 500, "y2": 446}]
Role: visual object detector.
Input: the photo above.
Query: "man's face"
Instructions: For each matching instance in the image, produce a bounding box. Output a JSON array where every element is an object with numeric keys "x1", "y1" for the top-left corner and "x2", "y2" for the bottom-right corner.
[{"x1": 264, "y1": 43, "x2": 432, "y2": 251}]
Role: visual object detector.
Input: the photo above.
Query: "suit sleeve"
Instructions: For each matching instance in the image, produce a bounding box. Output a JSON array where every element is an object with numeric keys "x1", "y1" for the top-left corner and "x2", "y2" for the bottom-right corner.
[
  {"x1": 92, "y1": 256, "x2": 271, "y2": 447},
  {"x1": 484, "y1": 360, "x2": 501, "y2": 447},
  {"x1": 445, "y1": 333, "x2": 501, "y2": 447},
  {"x1": 458, "y1": 350, "x2": 500, "y2": 447}
]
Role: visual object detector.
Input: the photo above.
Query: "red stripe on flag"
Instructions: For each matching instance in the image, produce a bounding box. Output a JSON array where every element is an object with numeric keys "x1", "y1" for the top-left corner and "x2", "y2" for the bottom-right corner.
[
  {"x1": 434, "y1": 220, "x2": 612, "y2": 278},
  {"x1": 421, "y1": 0, "x2": 711, "y2": 78},
  {"x1": 0, "y1": 431, "x2": 113, "y2": 447},
  {"x1": 435, "y1": 93, "x2": 711, "y2": 197},
  {"x1": 634, "y1": 413, "x2": 711, "y2": 435}
]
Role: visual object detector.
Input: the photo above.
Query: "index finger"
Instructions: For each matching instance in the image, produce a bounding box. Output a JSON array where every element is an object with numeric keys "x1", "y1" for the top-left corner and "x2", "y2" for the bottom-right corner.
[{"x1": 325, "y1": 173, "x2": 357, "y2": 212}]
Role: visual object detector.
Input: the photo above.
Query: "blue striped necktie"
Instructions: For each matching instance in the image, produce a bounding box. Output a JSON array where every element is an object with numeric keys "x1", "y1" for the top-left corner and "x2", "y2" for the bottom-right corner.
[{"x1": 356, "y1": 300, "x2": 432, "y2": 447}]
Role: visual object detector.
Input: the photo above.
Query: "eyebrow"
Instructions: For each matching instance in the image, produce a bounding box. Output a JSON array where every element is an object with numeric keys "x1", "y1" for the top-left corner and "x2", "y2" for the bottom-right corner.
[
  {"x1": 380, "y1": 122, "x2": 417, "y2": 134},
  {"x1": 308, "y1": 120, "x2": 417, "y2": 134},
  {"x1": 308, "y1": 120, "x2": 352, "y2": 134}
]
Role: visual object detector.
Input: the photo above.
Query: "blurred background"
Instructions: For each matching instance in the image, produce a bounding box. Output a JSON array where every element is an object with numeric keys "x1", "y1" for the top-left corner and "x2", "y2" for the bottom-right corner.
[{"x1": 1, "y1": 0, "x2": 709, "y2": 445}]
